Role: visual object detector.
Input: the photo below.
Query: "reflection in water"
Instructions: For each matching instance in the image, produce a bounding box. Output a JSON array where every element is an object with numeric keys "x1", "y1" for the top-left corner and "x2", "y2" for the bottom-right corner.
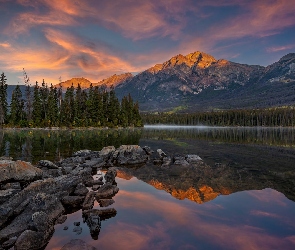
[{"x1": 0, "y1": 127, "x2": 294, "y2": 249}]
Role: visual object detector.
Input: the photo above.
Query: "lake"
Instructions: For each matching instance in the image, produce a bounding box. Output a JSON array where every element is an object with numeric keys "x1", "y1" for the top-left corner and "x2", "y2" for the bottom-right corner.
[{"x1": 1, "y1": 126, "x2": 295, "y2": 250}]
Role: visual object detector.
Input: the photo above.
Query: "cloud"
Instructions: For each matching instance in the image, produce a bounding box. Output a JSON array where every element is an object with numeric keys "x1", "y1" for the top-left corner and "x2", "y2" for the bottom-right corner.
[
  {"x1": 0, "y1": 42, "x2": 11, "y2": 48},
  {"x1": 267, "y1": 44, "x2": 295, "y2": 53}
]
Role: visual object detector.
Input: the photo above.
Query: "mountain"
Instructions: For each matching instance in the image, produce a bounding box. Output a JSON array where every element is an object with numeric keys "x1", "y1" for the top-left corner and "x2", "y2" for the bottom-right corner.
[
  {"x1": 57, "y1": 77, "x2": 92, "y2": 90},
  {"x1": 115, "y1": 52, "x2": 295, "y2": 112},
  {"x1": 94, "y1": 73, "x2": 133, "y2": 88}
]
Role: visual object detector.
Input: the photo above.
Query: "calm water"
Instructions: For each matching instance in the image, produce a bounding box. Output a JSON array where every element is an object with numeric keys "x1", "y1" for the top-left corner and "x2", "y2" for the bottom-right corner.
[{"x1": 1, "y1": 126, "x2": 295, "y2": 250}]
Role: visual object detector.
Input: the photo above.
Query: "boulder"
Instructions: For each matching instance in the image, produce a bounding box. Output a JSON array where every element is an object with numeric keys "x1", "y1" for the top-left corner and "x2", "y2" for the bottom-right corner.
[
  {"x1": 1, "y1": 182, "x2": 21, "y2": 190},
  {"x1": 98, "y1": 199, "x2": 115, "y2": 207},
  {"x1": 61, "y1": 239, "x2": 97, "y2": 250},
  {"x1": 85, "y1": 179, "x2": 104, "y2": 187},
  {"x1": 0, "y1": 189, "x2": 20, "y2": 204},
  {"x1": 37, "y1": 160, "x2": 59, "y2": 169},
  {"x1": 104, "y1": 168, "x2": 117, "y2": 184},
  {"x1": 74, "y1": 183, "x2": 89, "y2": 196},
  {"x1": 82, "y1": 192, "x2": 96, "y2": 210},
  {"x1": 96, "y1": 183, "x2": 119, "y2": 199},
  {"x1": 83, "y1": 208, "x2": 117, "y2": 221},
  {"x1": 55, "y1": 215, "x2": 67, "y2": 224},
  {"x1": 85, "y1": 213, "x2": 101, "y2": 239},
  {"x1": 0, "y1": 160, "x2": 43, "y2": 183},
  {"x1": 186, "y1": 154, "x2": 202, "y2": 163},
  {"x1": 61, "y1": 196, "x2": 84, "y2": 208},
  {"x1": 99, "y1": 146, "x2": 116, "y2": 160},
  {"x1": 113, "y1": 145, "x2": 148, "y2": 166},
  {"x1": 173, "y1": 156, "x2": 189, "y2": 165},
  {"x1": 142, "y1": 146, "x2": 154, "y2": 155},
  {"x1": 1, "y1": 236, "x2": 17, "y2": 249},
  {"x1": 157, "y1": 149, "x2": 167, "y2": 158}
]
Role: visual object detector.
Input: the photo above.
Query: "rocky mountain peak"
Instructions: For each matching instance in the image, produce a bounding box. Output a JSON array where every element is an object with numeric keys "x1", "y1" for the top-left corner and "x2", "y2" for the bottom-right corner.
[
  {"x1": 95, "y1": 73, "x2": 133, "y2": 87},
  {"x1": 278, "y1": 53, "x2": 295, "y2": 63}
]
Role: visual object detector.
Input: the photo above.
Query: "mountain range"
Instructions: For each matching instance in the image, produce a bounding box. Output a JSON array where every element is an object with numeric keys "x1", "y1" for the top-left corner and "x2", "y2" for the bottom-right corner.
[{"x1": 7, "y1": 52, "x2": 295, "y2": 112}]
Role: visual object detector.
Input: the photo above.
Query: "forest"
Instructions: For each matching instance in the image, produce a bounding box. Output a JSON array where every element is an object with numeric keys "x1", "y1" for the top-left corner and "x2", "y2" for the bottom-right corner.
[
  {"x1": 142, "y1": 107, "x2": 295, "y2": 127},
  {"x1": 0, "y1": 72, "x2": 143, "y2": 128}
]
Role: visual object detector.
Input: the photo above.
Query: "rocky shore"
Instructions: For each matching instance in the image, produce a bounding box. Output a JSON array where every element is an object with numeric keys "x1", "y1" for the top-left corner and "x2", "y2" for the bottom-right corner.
[{"x1": 0, "y1": 145, "x2": 202, "y2": 249}]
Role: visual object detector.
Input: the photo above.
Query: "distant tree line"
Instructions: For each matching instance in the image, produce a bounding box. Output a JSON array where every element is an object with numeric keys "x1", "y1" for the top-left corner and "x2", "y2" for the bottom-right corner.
[
  {"x1": 142, "y1": 107, "x2": 295, "y2": 127},
  {"x1": 0, "y1": 72, "x2": 142, "y2": 128}
]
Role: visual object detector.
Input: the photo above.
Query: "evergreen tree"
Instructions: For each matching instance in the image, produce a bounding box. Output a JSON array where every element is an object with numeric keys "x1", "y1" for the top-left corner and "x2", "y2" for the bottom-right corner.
[
  {"x1": 0, "y1": 72, "x2": 8, "y2": 126},
  {"x1": 32, "y1": 82, "x2": 42, "y2": 126},
  {"x1": 23, "y1": 69, "x2": 32, "y2": 124},
  {"x1": 9, "y1": 85, "x2": 24, "y2": 126},
  {"x1": 47, "y1": 84, "x2": 59, "y2": 126},
  {"x1": 60, "y1": 84, "x2": 75, "y2": 126},
  {"x1": 108, "y1": 86, "x2": 120, "y2": 126}
]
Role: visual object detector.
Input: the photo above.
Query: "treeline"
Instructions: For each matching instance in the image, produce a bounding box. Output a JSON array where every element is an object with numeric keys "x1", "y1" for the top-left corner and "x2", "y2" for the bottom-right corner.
[
  {"x1": 142, "y1": 107, "x2": 295, "y2": 127},
  {"x1": 0, "y1": 72, "x2": 142, "y2": 128}
]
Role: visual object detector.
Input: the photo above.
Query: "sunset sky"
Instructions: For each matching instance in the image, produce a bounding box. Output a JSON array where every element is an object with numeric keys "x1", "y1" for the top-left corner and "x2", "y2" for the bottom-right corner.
[{"x1": 0, "y1": 0, "x2": 295, "y2": 85}]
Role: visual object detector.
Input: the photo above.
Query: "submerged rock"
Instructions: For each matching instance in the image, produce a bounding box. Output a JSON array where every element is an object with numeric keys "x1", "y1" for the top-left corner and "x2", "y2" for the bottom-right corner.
[
  {"x1": 104, "y1": 168, "x2": 117, "y2": 184},
  {"x1": 96, "y1": 183, "x2": 119, "y2": 199}
]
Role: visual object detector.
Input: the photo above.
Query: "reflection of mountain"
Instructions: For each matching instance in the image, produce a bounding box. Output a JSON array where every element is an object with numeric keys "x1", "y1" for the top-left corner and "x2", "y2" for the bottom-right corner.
[{"x1": 116, "y1": 159, "x2": 295, "y2": 203}]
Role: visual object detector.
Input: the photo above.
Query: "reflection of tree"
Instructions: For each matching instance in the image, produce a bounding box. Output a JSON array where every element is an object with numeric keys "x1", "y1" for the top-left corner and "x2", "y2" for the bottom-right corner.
[
  {"x1": 142, "y1": 128, "x2": 295, "y2": 147},
  {"x1": 1, "y1": 129, "x2": 142, "y2": 163}
]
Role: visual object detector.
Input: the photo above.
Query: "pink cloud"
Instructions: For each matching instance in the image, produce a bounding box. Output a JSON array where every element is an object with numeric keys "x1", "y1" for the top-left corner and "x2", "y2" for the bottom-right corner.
[{"x1": 267, "y1": 44, "x2": 295, "y2": 52}]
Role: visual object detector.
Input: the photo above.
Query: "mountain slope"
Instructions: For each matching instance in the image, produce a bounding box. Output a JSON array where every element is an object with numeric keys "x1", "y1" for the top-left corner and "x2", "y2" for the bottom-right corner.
[{"x1": 115, "y1": 52, "x2": 295, "y2": 112}]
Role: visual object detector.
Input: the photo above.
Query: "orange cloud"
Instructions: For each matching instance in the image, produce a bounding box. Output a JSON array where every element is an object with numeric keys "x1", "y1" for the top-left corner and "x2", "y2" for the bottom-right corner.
[{"x1": 0, "y1": 42, "x2": 11, "y2": 48}]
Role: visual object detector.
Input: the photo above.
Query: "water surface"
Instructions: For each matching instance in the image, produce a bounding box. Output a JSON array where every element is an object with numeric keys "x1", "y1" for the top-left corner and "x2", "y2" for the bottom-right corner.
[{"x1": 0, "y1": 127, "x2": 294, "y2": 249}]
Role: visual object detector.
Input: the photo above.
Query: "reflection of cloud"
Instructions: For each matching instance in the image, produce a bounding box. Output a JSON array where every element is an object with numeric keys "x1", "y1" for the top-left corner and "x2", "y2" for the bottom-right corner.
[
  {"x1": 250, "y1": 210, "x2": 280, "y2": 218},
  {"x1": 247, "y1": 189, "x2": 287, "y2": 206}
]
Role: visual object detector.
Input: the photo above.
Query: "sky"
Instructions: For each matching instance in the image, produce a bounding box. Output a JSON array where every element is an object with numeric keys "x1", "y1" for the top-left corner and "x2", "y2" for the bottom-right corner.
[{"x1": 0, "y1": 0, "x2": 295, "y2": 85}]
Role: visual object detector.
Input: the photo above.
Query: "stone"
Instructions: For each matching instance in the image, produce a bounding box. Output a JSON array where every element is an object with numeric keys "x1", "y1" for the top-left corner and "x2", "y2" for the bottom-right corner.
[
  {"x1": 83, "y1": 208, "x2": 117, "y2": 221},
  {"x1": 73, "y1": 149, "x2": 92, "y2": 157},
  {"x1": 92, "y1": 185, "x2": 100, "y2": 191},
  {"x1": 63, "y1": 226, "x2": 68, "y2": 230},
  {"x1": 99, "y1": 146, "x2": 116, "y2": 159},
  {"x1": 104, "y1": 168, "x2": 117, "y2": 184},
  {"x1": 98, "y1": 199, "x2": 115, "y2": 207},
  {"x1": 157, "y1": 149, "x2": 167, "y2": 158},
  {"x1": 96, "y1": 183, "x2": 119, "y2": 199},
  {"x1": 0, "y1": 189, "x2": 20, "y2": 204},
  {"x1": 1, "y1": 236, "x2": 17, "y2": 249},
  {"x1": 162, "y1": 157, "x2": 172, "y2": 167},
  {"x1": 173, "y1": 156, "x2": 189, "y2": 165},
  {"x1": 74, "y1": 183, "x2": 89, "y2": 196},
  {"x1": 74, "y1": 221, "x2": 80, "y2": 226},
  {"x1": 1, "y1": 182, "x2": 21, "y2": 190},
  {"x1": 112, "y1": 145, "x2": 148, "y2": 166},
  {"x1": 142, "y1": 146, "x2": 154, "y2": 155},
  {"x1": 14, "y1": 230, "x2": 53, "y2": 250},
  {"x1": 55, "y1": 215, "x2": 67, "y2": 224},
  {"x1": 85, "y1": 179, "x2": 104, "y2": 187},
  {"x1": 38, "y1": 160, "x2": 59, "y2": 169},
  {"x1": 186, "y1": 154, "x2": 202, "y2": 163},
  {"x1": 85, "y1": 213, "x2": 101, "y2": 240},
  {"x1": 82, "y1": 192, "x2": 96, "y2": 210},
  {"x1": 61, "y1": 196, "x2": 84, "y2": 208},
  {"x1": 61, "y1": 239, "x2": 97, "y2": 250},
  {"x1": 0, "y1": 160, "x2": 43, "y2": 183},
  {"x1": 73, "y1": 226, "x2": 82, "y2": 235}
]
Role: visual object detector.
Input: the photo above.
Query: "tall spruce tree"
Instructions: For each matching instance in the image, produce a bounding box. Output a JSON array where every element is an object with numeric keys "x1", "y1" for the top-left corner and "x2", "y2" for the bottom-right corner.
[
  {"x1": 47, "y1": 84, "x2": 59, "y2": 126},
  {"x1": 32, "y1": 82, "x2": 42, "y2": 126},
  {"x1": 0, "y1": 72, "x2": 8, "y2": 126},
  {"x1": 23, "y1": 69, "x2": 33, "y2": 124},
  {"x1": 60, "y1": 84, "x2": 75, "y2": 126},
  {"x1": 9, "y1": 85, "x2": 24, "y2": 126}
]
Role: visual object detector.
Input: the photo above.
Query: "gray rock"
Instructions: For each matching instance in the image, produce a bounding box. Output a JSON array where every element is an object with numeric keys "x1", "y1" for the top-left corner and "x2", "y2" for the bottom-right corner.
[
  {"x1": 38, "y1": 160, "x2": 59, "y2": 169},
  {"x1": 186, "y1": 154, "x2": 202, "y2": 163},
  {"x1": 74, "y1": 183, "x2": 89, "y2": 196},
  {"x1": 83, "y1": 208, "x2": 117, "y2": 221},
  {"x1": 98, "y1": 199, "x2": 115, "y2": 207},
  {"x1": 85, "y1": 179, "x2": 104, "y2": 187},
  {"x1": 142, "y1": 146, "x2": 154, "y2": 155},
  {"x1": 63, "y1": 226, "x2": 68, "y2": 230},
  {"x1": 73, "y1": 221, "x2": 80, "y2": 226},
  {"x1": 157, "y1": 149, "x2": 167, "y2": 158},
  {"x1": 1, "y1": 182, "x2": 21, "y2": 190},
  {"x1": 0, "y1": 156, "x2": 13, "y2": 161},
  {"x1": 85, "y1": 213, "x2": 101, "y2": 239},
  {"x1": 96, "y1": 183, "x2": 119, "y2": 199},
  {"x1": 113, "y1": 145, "x2": 148, "y2": 166},
  {"x1": 104, "y1": 168, "x2": 117, "y2": 183},
  {"x1": 1, "y1": 236, "x2": 17, "y2": 249},
  {"x1": 61, "y1": 239, "x2": 97, "y2": 250},
  {"x1": 73, "y1": 226, "x2": 82, "y2": 235},
  {"x1": 99, "y1": 146, "x2": 116, "y2": 160},
  {"x1": 0, "y1": 160, "x2": 43, "y2": 183},
  {"x1": 92, "y1": 185, "x2": 100, "y2": 191},
  {"x1": 55, "y1": 215, "x2": 67, "y2": 224},
  {"x1": 61, "y1": 196, "x2": 84, "y2": 208},
  {"x1": 82, "y1": 192, "x2": 96, "y2": 210},
  {"x1": 0, "y1": 189, "x2": 20, "y2": 205},
  {"x1": 173, "y1": 156, "x2": 189, "y2": 165}
]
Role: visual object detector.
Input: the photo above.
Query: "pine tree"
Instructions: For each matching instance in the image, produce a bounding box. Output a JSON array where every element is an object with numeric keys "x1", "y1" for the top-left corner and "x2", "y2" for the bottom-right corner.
[
  {"x1": 9, "y1": 85, "x2": 24, "y2": 126},
  {"x1": 108, "y1": 86, "x2": 120, "y2": 126},
  {"x1": 60, "y1": 84, "x2": 75, "y2": 126},
  {"x1": 23, "y1": 69, "x2": 33, "y2": 124},
  {"x1": 0, "y1": 72, "x2": 8, "y2": 126},
  {"x1": 47, "y1": 84, "x2": 59, "y2": 126},
  {"x1": 32, "y1": 82, "x2": 42, "y2": 126}
]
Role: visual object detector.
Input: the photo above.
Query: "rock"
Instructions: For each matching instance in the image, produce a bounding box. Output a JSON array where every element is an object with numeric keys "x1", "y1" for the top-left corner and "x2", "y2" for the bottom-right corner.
[
  {"x1": 0, "y1": 189, "x2": 20, "y2": 204},
  {"x1": 0, "y1": 156, "x2": 13, "y2": 161},
  {"x1": 142, "y1": 146, "x2": 154, "y2": 155},
  {"x1": 63, "y1": 226, "x2": 68, "y2": 230},
  {"x1": 98, "y1": 176, "x2": 103, "y2": 181},
  {"x1": 0, "y1": 160, "x2": 43, "y2": 183},
  {"x1": 55, "y1": 215, "x2": 67, "y2": 224},
  {"x1": 162, "y1": 157, "x2": 172, "y2": 167},
  {"x1": 73, "y1": 226, "x2": 82, "y2": 235},
  {"x1": 61, "y1": 196, "x2": 84, "y2": 208},
  {"x1": 173, "y1": 156, "x2": 189, "y2": 165},
  {"x1": 1, "y1": 182, "x2": 21, "y2": 190},
  {"x1": 1, "y1": 236, "x2": 17, "y2": 249},
  {"x1": 186, "y1": 154, "x2": 202, "y2": 163},
  {"x1": 113, "y1": 145, "x2": 148, "y2": 166},
  {"x1": 98, "y1": 199, "x2": 115, "y2": 207},
  {"x1": 92, "y1": 185, "x2": 100, "y2": 191},
  {"x1": 96, "y1": 183, "x2": 119, "y2": 199},
  {"x1": 73, "y1": 149, "x2": 92, "y2": 157},
  {"x1": 104, "y1": 168, "x2": 117, "y2": 183},
  {"x1": 99, "y1": 146, "x2": 116, "y2": 160},
  {"x1": 74, "y1": 183, "x2": 89, "y2": 196},
  {"x1": 83, "y1": 208, "x2": 117, "y2": 221},
  {"x1": 14, "y1": 211, "x2": 54, "y2": 250},
  {"x1": 61, "y1": 239, "x2": 97, "y2": 250},
  {"x1": 157, "y1": 149, "x2": 167, "y2": 158},
  {"x1": 38, "y1": 160, "x2": 59, "y2": 169},
  {"x1": 82, "y1": 192, "x2": 96, "y2": 210},
  {"x1": 73, "y1": 221, "x2": 80, "y2": 226},
  {"x1": 85, "y1": 179, "x2": 104, "y2": 187}
]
